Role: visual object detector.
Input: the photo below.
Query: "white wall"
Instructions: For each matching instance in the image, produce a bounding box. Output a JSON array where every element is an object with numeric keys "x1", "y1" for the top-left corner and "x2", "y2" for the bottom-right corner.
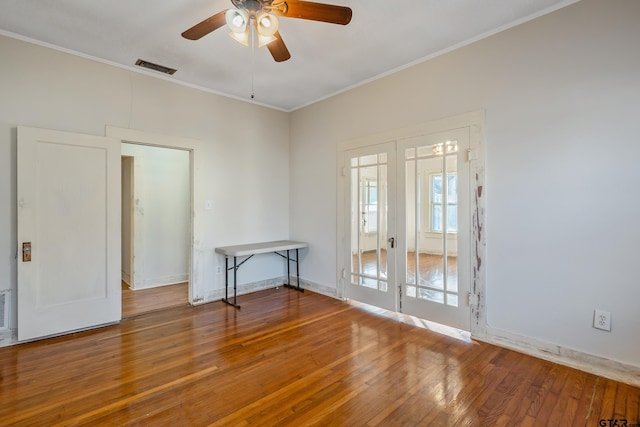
[
  {"x1": 289, "y1": 0, "x2": 640, "y2": 369},
  {"x1": 0, "y1": 33, "x2": 290, "y2": 327},
  {"x1": 0, "y1": 126, "x2": 16, "y2": 329},
  {"x1": 121, "y1": 143, "x2": 190, "y2": 289}
]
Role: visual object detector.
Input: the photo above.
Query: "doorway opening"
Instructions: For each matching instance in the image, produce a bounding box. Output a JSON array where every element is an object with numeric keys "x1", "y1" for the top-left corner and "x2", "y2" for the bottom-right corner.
[
  {"x1": 338, "y1": 112, "x2": 485, "y2": 334},
  {"x1": 120, "y1": 144, "x2": 190, "y2": 318}
]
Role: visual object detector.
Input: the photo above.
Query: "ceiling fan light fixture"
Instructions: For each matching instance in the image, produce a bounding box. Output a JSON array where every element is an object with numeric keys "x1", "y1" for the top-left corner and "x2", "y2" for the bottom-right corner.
[
  {"x1": 228, "y1": 30, "x2": 250, "y2": 46},
  {"x1": 256, "y1": 12, "x2": 279, "y2": 37},
  {"x1": 258, "y1": 34, "x2": 277, "y2": 47},
  {"x1": 225, "y1": 9, "x2": 249, "y2": 33},
  {"x1": 183, "y1": 1, "x2": 353, "y2": 62}
]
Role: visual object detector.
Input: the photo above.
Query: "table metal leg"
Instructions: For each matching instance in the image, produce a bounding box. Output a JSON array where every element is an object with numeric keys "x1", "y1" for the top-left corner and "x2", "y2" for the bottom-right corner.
[
  {"x1": 233, "y1": 256, "x2": 238, "y2": 306},
  {"x1": 296, "y1": 248, "x2": 301, "y2": 291},
  {"x1": 287, "y1": 249, "x2": 291, "y2": 286},
  {"x1": 222, "y1": 255, "x2": 241, "y2": 309},
  {"x1": 284, "y1": 248, "x2": 304, "y2": 293},
  {"x1": 222, "y1": 247, "x2": 304, "y2": 308}
]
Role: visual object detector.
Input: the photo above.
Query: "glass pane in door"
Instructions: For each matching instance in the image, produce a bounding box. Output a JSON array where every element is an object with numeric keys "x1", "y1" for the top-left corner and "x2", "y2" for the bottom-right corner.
[
  {"x1": 418, "y1": 156, "x2": 445, "y2": 304},
  {"x1": 399, "y1": 129, "x2": 470, "y2": 331},
  {"x1": 404, "y1": 141, "x2": 460, "y2": 307},
  {"x1": 405, "y1": 149, "x2": 416, "y2": 297},
  {"x1": 350, "y1": 153, "x2": 388, "y2": 292},
  {"x1": 445, "y1": 154, "x2": 458, "y2": 306}
]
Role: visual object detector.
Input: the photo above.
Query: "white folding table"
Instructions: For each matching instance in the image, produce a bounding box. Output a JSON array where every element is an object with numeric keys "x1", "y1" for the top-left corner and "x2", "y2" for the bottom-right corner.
[{"x1": 214, "y1": 240, "x2": 308, "y2": 308}]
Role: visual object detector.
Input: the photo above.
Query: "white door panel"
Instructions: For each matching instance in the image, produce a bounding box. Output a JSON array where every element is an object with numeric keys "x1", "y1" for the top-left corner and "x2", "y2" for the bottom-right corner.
[
  {"x1": 345, "y1": 143, "x2": 396, "y2": 312},
  {"x1": 398, "y1": 128, "x2": 471, "y2": 330},
  {"x1": 17, "y1": 126, "x2": 121, "y2": 341}
]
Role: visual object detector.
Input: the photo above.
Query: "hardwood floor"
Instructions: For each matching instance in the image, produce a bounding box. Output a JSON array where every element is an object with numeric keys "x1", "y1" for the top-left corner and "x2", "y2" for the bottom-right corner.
[
  {"x1": 0, "y1": 288, "x2": 637, "y2": 426},
  {"x1": 121, "y1": 281, "x2": 189, "y2": 318},
  {"x1": 356, "y1": 251, "x2": 457, "y2": 283}
]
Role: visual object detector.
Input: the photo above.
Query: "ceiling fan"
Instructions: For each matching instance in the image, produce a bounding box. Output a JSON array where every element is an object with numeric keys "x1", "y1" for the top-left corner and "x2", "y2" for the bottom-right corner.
[{"x1": 182, "y1": 0, "x2": 352, "y2": 62}]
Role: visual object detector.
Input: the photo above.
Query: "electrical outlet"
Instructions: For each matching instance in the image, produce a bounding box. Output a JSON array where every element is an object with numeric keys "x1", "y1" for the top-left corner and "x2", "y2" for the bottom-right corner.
[
  {"x1": 216, "y1": 266, "x2": 222, "y2": 274},
  {"x1": 593, "y1": 309, "x2": 611, "y2": 332}
]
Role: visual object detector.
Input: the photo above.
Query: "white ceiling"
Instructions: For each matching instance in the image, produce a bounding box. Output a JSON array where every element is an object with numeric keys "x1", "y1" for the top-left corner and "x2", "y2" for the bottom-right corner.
[{"x1": 0, "y1": 0, "x2": 577, "y2": 111}]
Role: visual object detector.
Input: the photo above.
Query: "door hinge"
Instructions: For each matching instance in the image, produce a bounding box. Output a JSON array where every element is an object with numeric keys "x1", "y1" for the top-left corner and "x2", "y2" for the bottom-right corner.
[
  {"x1": 398, "y1": 284, "x2": 403, "y2": 312},
  {"x1": 467, "y1": 148, "x2": 478, "y2": 162},
  {"x1": 341, "y1": 166, "x2": 346, "y2": 176},
  {"x1": 341, "y1": 268, "x2": 346, "y2": 279},
  {"x1": 467, "y1": 292, "x2": 479, "y2": 306}
]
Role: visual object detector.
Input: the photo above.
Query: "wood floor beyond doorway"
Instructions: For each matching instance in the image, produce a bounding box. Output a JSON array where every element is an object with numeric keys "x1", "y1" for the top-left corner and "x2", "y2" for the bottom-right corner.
[
  {"x1": 0, "y1": 288, "x2": 637, "y2": 426},
  {"x1": 121, "y1": 281, "x2": 188, "y2": 318}
]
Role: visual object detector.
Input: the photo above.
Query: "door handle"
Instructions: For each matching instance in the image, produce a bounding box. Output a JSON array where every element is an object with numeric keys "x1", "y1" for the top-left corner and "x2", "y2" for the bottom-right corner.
[
  {"x1": 22, "y1": 242, "x2": 32, "y2": 262},
  {"x1": 388, "y1": 237, "x2": 395, "y2": 249}
]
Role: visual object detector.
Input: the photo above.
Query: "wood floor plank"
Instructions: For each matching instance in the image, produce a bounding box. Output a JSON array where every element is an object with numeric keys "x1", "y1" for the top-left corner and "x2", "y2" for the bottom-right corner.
[
  {"x1": 571, "y1": 374, "x2": 599, "y2": 426},
  {"x1": 629, "y1": 384, "x2": 640, "y2": 422},
  {"x1": 0, "y1": 287, "x2": 638, "y2": 426},
  {"x1": 121, "y1": 281, "x2": 188, "y2": 318}
]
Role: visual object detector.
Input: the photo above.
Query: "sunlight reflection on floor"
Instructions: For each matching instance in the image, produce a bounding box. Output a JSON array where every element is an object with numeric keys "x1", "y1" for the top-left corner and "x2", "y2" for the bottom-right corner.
[{"x1": 346, "y1": 299, "x2": 472, "y2": 343}]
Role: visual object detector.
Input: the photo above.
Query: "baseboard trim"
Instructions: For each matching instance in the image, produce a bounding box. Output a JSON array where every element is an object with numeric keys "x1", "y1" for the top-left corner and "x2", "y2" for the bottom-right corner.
[
  {"x1": 201, "y1": 276, "x2": 287, "y2": 303},
  {"x1": 197, "y1": 276, "x2": 341, "y2": 305},
  {"x1": 121, "y1": 271, "x2": 131, "y2": 286},
  {"x1": 0, "y1": 329, "x2": 18, "y2": 348},
  {"x1": 298, "y1": 278, "x2": 340, "y2": 300},
  {"x1": 474, "y1": 327, "x2": 640, "y2": 387},
  {"x1": 133, "y1": 274, "x2": 189, "y2": 291}
]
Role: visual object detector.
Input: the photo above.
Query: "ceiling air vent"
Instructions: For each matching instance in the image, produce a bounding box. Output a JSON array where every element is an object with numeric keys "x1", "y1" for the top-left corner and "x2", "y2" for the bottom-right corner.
[{"x1": 135, "y1": 59, "x2": 177, "y2": 75}]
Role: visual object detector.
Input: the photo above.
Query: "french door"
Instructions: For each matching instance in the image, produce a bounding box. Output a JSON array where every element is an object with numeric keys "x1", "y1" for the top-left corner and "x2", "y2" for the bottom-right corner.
[
  {"x1": 397, "y1": 128, "x2": 471, "y2": 330},
  {"x1": 344, "y1": 143, "x2": 396, "y2": 312},
  {"x1": 343, "y1": 128, "x2": 471, "y2": 331}
]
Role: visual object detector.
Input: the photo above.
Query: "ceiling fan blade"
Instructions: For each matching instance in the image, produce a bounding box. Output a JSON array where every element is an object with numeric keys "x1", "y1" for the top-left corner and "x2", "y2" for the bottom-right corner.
[
  {"x1": 182, "y1": 10, "x2": 228, "y2": 40},
  {"x1": 267, "y1": 32, "x2": 291, "y2": 62},
  {"x1": 273, "y1": 1, "x2": 352, "y2": 25}
]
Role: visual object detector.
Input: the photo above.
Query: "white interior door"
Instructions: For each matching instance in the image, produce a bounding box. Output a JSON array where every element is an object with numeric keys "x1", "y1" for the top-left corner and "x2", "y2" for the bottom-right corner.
[
  {"x1": 345, "y1": 143, "x2": 396, "y2": 312},
  {"x1": 397, "y1": 128, "x2": 471, "y2": 330},
  {"x1": 17, "y1": 126, "x2": 121, "y2": 341}
]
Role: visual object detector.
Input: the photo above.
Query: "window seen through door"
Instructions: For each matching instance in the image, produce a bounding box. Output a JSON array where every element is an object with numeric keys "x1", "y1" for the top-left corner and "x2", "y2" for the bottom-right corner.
[
  {"x1": 364, "y1": 178, "x2": 378, "y2": 233},
  {"x1": 430, "y1": 173, "x2": 458, "y2": 233}
]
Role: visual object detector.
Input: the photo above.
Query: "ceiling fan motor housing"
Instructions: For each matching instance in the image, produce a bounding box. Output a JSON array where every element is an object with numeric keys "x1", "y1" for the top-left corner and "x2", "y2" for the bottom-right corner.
[{"x1": 231, "y1": 0, "x2": 268, "y2": 13}]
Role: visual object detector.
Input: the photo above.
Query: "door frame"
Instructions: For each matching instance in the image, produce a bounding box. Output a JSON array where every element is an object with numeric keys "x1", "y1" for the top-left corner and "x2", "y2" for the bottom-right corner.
[
  {"x1": 120, "y1": 143, "x2": 191, "y2": 291},
  {"x1": 107, "y1": 126, "x2": 199, "y2": 305},
  {"x1": 121, "y1": 155, "x2": 134, "y2": 287},
  {"x1": 336, "y1": 111, "x2": 486, "y2": 335}
]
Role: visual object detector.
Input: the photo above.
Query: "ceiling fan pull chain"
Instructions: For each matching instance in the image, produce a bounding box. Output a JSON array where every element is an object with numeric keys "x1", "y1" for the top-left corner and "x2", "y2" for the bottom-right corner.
[{"x1": 250, "y1": 23, "x2": 255, "y2": 99}]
